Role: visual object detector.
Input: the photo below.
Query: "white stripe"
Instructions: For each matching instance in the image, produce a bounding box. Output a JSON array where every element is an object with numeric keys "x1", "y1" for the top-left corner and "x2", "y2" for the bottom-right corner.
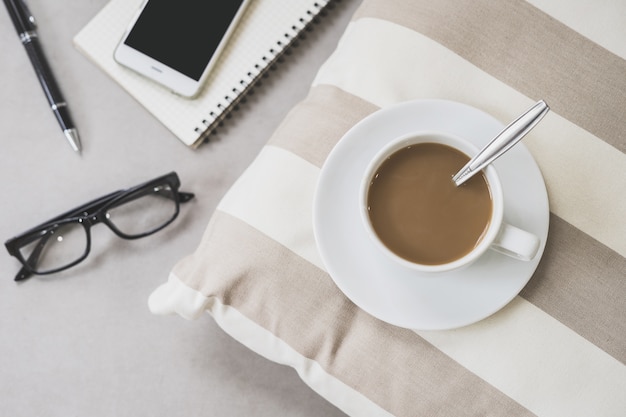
[
  {"x1": 217, "y1": 145, "x2": 325, "y2": 270},
  {"x1": 313, "y1": 18, "x2": 626, "y2": 257},
  {"x1": 525, "y1": 0, "x2": 626, "y2": 59},
  {"x1": 417, "y1": 296, "x2": 626, "y2": 417}
]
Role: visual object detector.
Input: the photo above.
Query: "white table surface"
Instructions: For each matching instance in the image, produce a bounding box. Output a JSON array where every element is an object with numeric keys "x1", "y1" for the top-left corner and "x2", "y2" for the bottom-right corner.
[{"x1": 0, "y1": 1, "x2": 360, "y2": 415}]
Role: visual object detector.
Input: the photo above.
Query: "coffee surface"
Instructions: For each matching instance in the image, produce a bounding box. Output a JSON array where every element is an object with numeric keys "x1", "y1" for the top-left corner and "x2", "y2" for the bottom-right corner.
[{"x1": 367, "y1": 143, "x2": 492, "y2": 265}]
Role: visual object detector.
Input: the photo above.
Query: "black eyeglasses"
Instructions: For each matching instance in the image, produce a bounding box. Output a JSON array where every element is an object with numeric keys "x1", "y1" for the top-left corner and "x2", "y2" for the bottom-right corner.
[{"x1": 5, "y1": 172, "x2": 194, "y2": 282}]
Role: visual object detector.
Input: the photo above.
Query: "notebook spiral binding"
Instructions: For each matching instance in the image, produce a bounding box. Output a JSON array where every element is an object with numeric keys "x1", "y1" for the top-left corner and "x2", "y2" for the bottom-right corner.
[{"x1": 195, "y1": 0, "x2": 337, "y2": 142}]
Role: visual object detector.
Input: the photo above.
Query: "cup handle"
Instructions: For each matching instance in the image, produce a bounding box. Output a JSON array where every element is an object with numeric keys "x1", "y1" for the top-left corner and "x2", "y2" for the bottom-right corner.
[{"x1": 490, "y1": 223, "x2": 540, "y2": 261}]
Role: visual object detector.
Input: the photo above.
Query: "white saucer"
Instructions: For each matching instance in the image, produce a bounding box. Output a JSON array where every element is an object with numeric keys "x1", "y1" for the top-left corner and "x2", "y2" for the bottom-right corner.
[{"x1": 313, "y1": 99, "x2": 549, "y2": 330}]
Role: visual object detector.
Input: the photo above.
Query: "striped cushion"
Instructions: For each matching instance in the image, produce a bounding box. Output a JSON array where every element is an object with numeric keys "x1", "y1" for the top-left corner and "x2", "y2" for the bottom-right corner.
[{"x1": 149, "y1": 0, "x2": 626, "y2": 415}]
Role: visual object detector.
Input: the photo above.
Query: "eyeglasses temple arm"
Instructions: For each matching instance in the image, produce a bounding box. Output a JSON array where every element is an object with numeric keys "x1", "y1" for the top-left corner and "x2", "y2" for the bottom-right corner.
[
  {"x1": 178, "y1": 192, "x2": 195, "y2": 203},
  {"x1": 15, "y1": 180, "x2": 192, "y2": 238}
]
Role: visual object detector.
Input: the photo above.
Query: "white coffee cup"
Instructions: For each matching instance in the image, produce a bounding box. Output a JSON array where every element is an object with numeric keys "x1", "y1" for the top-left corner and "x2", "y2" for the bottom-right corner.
[{"x1": 360, "y1": 131, "x2": 540, "y2": 273}]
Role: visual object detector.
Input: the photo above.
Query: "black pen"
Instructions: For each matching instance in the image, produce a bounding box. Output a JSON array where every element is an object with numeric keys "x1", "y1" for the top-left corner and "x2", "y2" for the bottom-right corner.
[{"x1": 3, "y1": 0, "x2": 82, "y2": 153}]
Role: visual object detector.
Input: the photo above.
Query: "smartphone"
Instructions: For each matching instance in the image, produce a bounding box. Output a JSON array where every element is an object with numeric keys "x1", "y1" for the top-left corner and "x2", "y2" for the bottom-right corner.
[{"x1": 114, "y1": 0, "x2": 250, "y2": 98}]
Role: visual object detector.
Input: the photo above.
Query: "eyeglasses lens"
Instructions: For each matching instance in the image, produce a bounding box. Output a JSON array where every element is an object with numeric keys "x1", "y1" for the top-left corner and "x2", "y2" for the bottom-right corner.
[
  {"x1": 106, "y1": 185, "x2": 178, "y2": 237},
  {"x1": 18, "y1": 222, "x2": 89, "y2": 274}
]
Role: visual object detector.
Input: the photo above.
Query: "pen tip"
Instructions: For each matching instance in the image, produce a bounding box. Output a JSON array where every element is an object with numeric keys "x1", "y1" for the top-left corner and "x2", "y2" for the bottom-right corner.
[{"x1": 64, "y1": 129, "x2": 82, "y2": 153}]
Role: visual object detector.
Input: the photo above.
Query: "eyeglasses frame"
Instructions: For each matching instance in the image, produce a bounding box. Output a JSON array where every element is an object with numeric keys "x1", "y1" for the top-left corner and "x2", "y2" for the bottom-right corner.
[{"x1": 5, "y1": 172, "x2": 194, "y2": 281}]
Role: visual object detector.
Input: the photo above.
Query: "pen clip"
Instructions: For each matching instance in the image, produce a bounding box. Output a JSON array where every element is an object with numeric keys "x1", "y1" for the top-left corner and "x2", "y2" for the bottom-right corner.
[{"x1": 19, "y1": 0, "x2": 36, "y2": 28}]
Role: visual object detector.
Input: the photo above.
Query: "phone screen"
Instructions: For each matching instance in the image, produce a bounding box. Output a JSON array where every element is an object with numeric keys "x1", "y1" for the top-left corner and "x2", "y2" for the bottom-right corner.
[{"x1": 124, "y1": 0, "x2": 246, "y2": 81}]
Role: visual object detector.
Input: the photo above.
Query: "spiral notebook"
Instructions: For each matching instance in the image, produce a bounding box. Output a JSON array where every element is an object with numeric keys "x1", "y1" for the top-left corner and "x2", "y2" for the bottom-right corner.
[{"x1": 73, "y1": 0, "x2": 332, "y2": 148}]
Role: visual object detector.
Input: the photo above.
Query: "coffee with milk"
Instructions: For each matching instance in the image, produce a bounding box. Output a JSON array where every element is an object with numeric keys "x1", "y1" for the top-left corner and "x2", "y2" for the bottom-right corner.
[{"x1": 366, "y1": 142, "x2": 493, "y2": 265}]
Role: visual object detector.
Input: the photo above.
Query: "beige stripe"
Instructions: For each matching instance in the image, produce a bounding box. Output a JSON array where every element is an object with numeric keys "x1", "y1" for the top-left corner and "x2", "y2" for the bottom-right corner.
[
  {"x1": 521, "y1": 214, "x2": 626, "y2": 363},
  {"x1": 526, "y1": 0, "x2": 626, "y2": 59},
  {"x1": 268, "y1": 85, "x2": 378, "y2": 168},
  {"x1": 175, "y1": 211, "x2": 535, "y2": 417},
  {"x1": 353, "y1": 0, "x2": 626, "y2": 152},
  {"x1": 206, "y1": 297, "x2": 396, "y2": 417},
  {"x1": 150, "y1": 277, "x2": 395, "y2": 416}
]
